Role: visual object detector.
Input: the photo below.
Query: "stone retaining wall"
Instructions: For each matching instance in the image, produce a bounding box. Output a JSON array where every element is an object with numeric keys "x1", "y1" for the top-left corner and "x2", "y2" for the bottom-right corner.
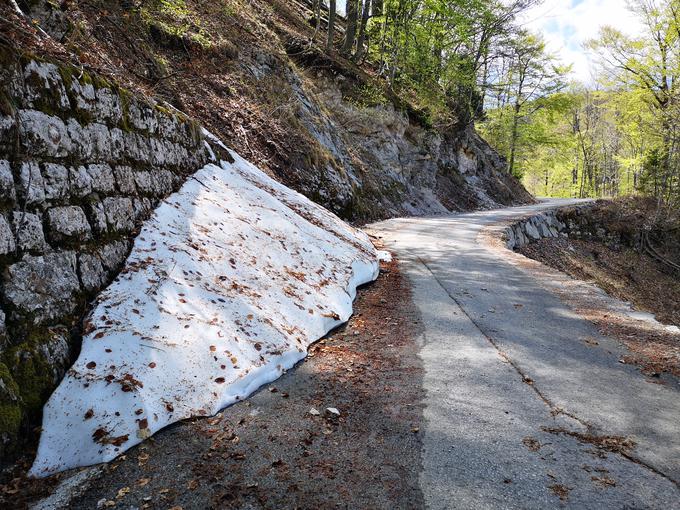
[
  {"x1": 504, "y1": 210, "x2": 568, "y2": 250},
  {"x1": 0, "y1": 48, "x2": 218, "y2": 457},
  {"x1": 503, "y1": 203, "x2": 619, "y2": 251}
]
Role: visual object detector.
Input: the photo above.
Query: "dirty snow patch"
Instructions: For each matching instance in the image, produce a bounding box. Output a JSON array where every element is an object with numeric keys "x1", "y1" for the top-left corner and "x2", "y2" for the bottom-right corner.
[
  {"x1": 30, "y1": 151, "x2": 378, "y2": 476},
  {"x1": 377, "y1": 250, "x2": 392, "y2": 263}
]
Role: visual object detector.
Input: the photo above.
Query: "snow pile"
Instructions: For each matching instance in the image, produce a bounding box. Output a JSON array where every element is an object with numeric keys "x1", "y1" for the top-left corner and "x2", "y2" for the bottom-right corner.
[{"x1": 30, "y1": 151, "x2": 379, "y2": 476}]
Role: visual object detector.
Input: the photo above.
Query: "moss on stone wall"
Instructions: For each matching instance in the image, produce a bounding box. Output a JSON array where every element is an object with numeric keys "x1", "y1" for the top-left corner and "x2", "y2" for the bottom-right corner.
[
  {"x1": 4, "y1": 335, "x2": 58, "y2": 416},
  {"x1": 0, "y1": 362, "x2": 22, "y2": 447},
  {"x1": 0, "y1": 47, "x2": 214, "y2": 465}
]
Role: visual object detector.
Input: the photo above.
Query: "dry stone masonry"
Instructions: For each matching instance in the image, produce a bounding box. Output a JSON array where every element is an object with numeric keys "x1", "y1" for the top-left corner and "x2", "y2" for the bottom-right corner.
[
  {"x1": 504, "y1": 211, "x2": 568, "y2": 250},
  {"x1": 503, "y1": 203, "x2": 617, "y2": 251},
  {"x1": 0, "y1": 49, "x2": 215, "y2": 458}
]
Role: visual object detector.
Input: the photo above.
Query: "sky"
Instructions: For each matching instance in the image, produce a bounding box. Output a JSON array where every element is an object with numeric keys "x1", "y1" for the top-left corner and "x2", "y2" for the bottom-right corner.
[{"x1": 520, "y1": 0, "x2": 644, "y2": 84}]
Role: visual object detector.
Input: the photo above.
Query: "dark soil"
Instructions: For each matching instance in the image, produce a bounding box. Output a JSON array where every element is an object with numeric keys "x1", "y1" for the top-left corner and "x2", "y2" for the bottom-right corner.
[{"x1": 4, "y1": 257, "x2": 426, "y2": 509}]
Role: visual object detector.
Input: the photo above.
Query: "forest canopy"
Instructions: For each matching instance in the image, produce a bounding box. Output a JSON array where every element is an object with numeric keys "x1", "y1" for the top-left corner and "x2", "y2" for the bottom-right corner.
[
  {"x1": 315, "y1": 0, "x2": 680, "y2": 205},
  {"x1": 479, "y1": 0, "x2": 680, "y2": 204}
]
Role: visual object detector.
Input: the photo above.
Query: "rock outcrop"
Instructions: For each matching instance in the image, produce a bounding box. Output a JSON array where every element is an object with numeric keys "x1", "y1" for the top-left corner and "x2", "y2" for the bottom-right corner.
[{"x1": 253, "y1": 58, "x2": 534, "y2": 221}]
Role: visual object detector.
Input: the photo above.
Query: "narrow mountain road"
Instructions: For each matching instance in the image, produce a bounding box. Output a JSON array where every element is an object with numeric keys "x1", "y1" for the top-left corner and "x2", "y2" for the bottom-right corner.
[
  {"x1": 368, "y1": 199, "x2": 680, "y2": 509},
  {"x1": 15, "y1": 200, "x2": 680, "y2": 510}
]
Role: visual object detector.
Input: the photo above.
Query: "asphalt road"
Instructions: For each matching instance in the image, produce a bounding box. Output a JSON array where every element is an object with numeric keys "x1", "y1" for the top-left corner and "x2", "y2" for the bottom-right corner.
[{"x1": 369, "y1": 199, "x2": 680, "y2": 509}]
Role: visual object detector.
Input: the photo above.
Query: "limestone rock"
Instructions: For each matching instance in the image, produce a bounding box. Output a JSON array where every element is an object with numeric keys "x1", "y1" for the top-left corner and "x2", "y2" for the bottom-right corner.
[
  {"x1": 37, "y1": 330, "x2": 72, "y2": 384},
  {"x1": 0, "y1": 160, "x2": 16, "y2": 201},
  {"x1": 86, "y1": 201, "x2": 108, "y2": 234},
  {"x1": 46, "y1": 206, "x2": 92, "y2": 243},
  {"x1": 0, "y1": 308, "x2": 6, "y2": 341},
  {"x1": 69, "y1": 166, "x2": 93, "y2": 197},
  {"x1": 86, "y1": 164, "x2": 116, "y2": 194},
  {"x1": 113, "y1": 166, "x2": 136, "y2": 194},
  {"x1": 17, "y1": 161, "x2": 46, "y2": 205},
  {"x1": 102, "y1": 197, "x2": 135, "y2": 232},
  {"x1": 4, "y1": 252, "x2": 81, "y2": 324},
  {"x1": 42, "y1": 163, "x2": 69, "y2": 200},
  {"x1": 132, "y1": 197, "x2": 152, "y2": 222},
  {"x1": 0, "y1": 215, "x2": 16, "y2": 255},
  {"x1": 151, "y1": 169, "x2": 174, "y2": 195},
  {"x1": 68, "y1": 77, "x2": 96, "y2": 114},
  {"x1": 109, "y1": 128, "x2": 125, "y2": 160},
  {"x1": 97, "y1": 240, "x2": 130, "y2": 273},
  {"x1": 18, "y1": 110, "x2": 72, "y2": 158},
  {"x1": 78, "y1": 253, "x2": 107, "y2": 292},
  {"x1": 22, "y1": 61, "x2": 70, "y2": 111},
  {"x1": 12, "y1": 211, "x2": 48, "y2": 252},
  {"x1": 0, "y1": 117, "x2": 16, "y2": 149},
  {"x1": 134, "y1": 171, "x2": 155, "y2": 195},
  {"x1": 524, "y1": 221, "x2": 541, "y2": 240},
  {"x1": 128, "y1": 99, "x2": 158, "y2": 133},
  {"x1": 95, "y1": 88, "x2": 123, "y2": 124}
]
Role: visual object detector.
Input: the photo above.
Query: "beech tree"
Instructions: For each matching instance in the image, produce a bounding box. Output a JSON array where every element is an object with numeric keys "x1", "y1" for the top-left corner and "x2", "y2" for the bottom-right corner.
[
  {"x1": 588, "y1": 0, "x2": 680, "y2": 203},
  {"x1": 342, "y1": 0, "x2": 359, "y2": 55},
  {"x1": 327, "y1": 0, "x2": 337, "y2": 52}
]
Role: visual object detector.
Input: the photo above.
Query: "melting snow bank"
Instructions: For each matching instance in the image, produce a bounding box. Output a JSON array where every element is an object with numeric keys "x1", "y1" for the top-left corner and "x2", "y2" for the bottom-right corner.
[{"x1": 30, "y1": 151, "x2": 379, "y2": 476}]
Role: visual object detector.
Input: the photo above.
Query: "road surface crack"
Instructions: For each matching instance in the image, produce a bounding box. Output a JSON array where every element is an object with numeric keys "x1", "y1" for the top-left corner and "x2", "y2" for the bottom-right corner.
[
  {"x1": 415, "y1": 255, "x2": 680, "y2": 490},
  {"x1": 542, "y1": 427, "x2": 679, "y2": 489}
]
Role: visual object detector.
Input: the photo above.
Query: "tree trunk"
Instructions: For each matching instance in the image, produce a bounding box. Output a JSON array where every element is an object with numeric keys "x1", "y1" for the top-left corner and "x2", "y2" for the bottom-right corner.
[
  {"x1": 353, "y1": 0, "x2": 372, "y2": 62},
  {"x1": 310, "y1": 0, "x2": 322, "y2": 43},
  {"x1": 342, "y1": 0, "x2": 359, "y2": 55},
  {"x1": 660, "y1": 114, "x2": 672, "y2": 201},
  {"x1": 326, "y1": 0, "x2": 337, "y2": 52},
  {"x1": 507, "y1": 102, "x2": 521, "y2": 176}
]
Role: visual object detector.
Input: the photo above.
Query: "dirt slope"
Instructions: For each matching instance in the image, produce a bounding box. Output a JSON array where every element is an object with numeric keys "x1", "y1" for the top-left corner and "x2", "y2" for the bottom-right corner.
[{"x1": 3, "y1": 0, "x2": 533, "y2": 222}]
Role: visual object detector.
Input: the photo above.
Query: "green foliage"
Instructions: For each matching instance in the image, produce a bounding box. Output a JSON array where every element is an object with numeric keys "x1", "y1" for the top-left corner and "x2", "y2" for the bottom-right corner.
[
  {"x1": 481, "y1": 0, "x2": 680, "y2": 204},
  {"x1": 357, "y1": 0, "x2": 532, "y2": 126}
]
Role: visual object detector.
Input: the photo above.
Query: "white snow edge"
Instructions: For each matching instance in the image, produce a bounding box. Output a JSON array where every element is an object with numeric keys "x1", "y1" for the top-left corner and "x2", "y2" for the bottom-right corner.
[
  {"x1": 377, "y1": 250, "x2": 392, "y2": 263},
  {"x1": 30, "y1": 149, "x2": 379, "y2": 476}
]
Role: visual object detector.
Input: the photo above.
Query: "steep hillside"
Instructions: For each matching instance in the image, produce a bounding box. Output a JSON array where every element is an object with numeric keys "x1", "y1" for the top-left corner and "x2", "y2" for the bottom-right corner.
[
  {"x1": 0, "y1": 0, "x2": 533, "y2": 466},
  {"x1": 4, "y1": 0, "x2": 532, "y2": 223}
]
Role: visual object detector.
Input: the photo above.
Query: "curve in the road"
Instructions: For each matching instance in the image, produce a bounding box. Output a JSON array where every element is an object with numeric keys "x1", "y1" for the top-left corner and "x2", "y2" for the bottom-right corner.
[{"x1": 369, "y1": 200, "x2": 680, "y2": 510}]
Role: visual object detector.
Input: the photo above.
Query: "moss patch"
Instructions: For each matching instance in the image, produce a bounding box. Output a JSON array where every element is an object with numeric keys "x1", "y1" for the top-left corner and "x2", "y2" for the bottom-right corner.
[
  {"x1": 3, "y1": 333, "x2": 60, "y2": 417},
  {"x1": 0, "y1": 362, "x2": 23, "y2": 445}
]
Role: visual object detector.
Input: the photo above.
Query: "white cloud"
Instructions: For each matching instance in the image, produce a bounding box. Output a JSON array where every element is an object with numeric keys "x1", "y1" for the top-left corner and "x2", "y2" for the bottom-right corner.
[{"x1": 519, "y1": 0, "x2": 644, "y2": 84}]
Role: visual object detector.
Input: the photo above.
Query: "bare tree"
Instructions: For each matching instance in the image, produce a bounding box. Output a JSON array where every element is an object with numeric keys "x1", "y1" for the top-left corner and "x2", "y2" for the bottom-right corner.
[
  {"x1": 353, "y1": 0, "x2": 372, "y2": 62},
  {"x1": 327, "y1": 0, "x2": 337, "y2": 52},
  {"x1": 342, "y1": 0, "x2": 360, "y2": 55}
]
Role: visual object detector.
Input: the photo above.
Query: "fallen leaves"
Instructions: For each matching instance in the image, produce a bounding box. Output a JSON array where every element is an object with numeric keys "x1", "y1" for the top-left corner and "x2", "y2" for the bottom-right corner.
[
  {"x1": 542, "y1": 427, "x2": 637, "y2": 455},
  {"x1": 137, "y1": 452, "x2": 150, "y2": 467},
  {"x1": 90, "y1": 427, "x2": 129, "y2": 447},
  {"x1": 591, "y1": 475, "x2": 617, "y2": 488},
  {"x1": 548, "y1": 484, "x2": 571, "y2": 501},
  {"x1": 120, "y1": 373, "x2": 144, "y2": 392},
  {"x1": 522, "y1": 437, "x2": 541, "y2": 452},
  {"x1": 136, "y1": 478, "x2": 151, "y2": 487},
  {"x1": 116, "y1": 486, "x2": 130, "y2": 499}
]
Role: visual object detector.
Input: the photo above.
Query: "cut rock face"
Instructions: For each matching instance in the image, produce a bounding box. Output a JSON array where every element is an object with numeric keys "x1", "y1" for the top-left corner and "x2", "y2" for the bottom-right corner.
[{"x1": 30, "y1": 150, "x2": 379, "y2": 476}]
